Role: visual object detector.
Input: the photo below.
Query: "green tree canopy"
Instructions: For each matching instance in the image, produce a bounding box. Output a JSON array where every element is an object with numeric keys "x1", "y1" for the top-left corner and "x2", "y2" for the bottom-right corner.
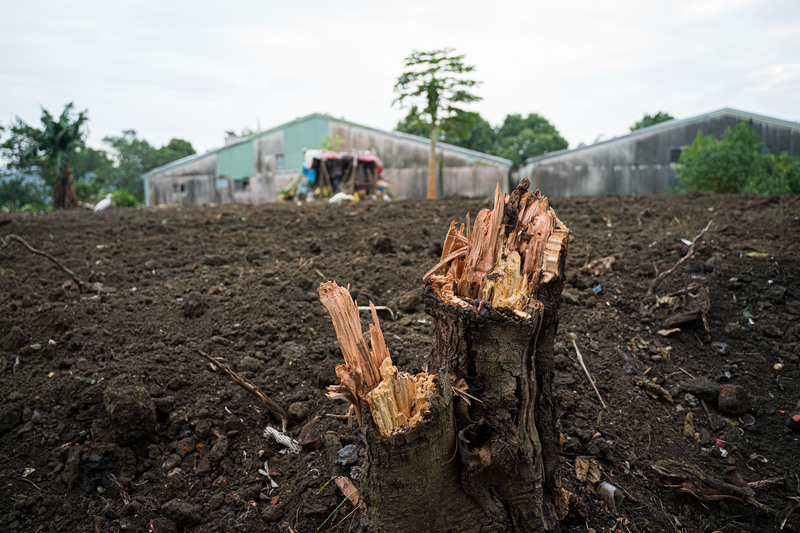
[
  {"x1": 100, "y1": 130, "x2": 196, "y2": 202},
  {"x1": 630, "y1": 111, "x2": 674, "y2": 131},
  {"x1": 495, "y1": 113, "x2": 569, "y2": 165},
  {"x1": 1, "y1": 102, "x2": 87, "y2": 208},
  {"x1": 394, "y1": 48, "x2": 482, "y2": 198},
  {"x1": 395, "y1": 110, "x2": 568, "y2": 166},
  {"x1": 441, "y1": 111, "x2": 496, "y2": 154},
  {"x1": 676, "y1": 121, "x2": 800, "y2": 194},
  {"x1": 0, "y1": 170, "x2": 51, "y2": 210},
  {"x1": 395, "y1": 107, "x2": 430, "y2": 138}
]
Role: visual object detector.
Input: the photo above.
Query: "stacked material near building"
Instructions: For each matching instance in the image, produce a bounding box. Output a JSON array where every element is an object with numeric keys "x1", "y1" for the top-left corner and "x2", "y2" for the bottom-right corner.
[
  {"x1": 143, "y1": 113, "x2": 512, "y2": 206},
  {"x1": 516, "y1": 108, "x2": 800, "y2": 196}
]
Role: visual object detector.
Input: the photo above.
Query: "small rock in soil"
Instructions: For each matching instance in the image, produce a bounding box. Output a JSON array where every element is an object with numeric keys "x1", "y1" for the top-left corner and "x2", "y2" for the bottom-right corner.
[
  {"x1": 208, "y1": 492, "x2": 225, "y2": 511},
  {"x1": 148, "y1": 517, "x2": 177, "y2": 533},
  {"x1": 160, "y1": 498, "x2": 200, "y2": 526},
  {"x1": 765, "y1": 285, "x2": 787, "y2": 303},
  {"x1": 562, "y1": 287, "x2": 580, "y2": 305},
  {"x1": 369, "y1": 234, "x2": 399, "y2": 254},
  {"x1": 585, "y1": 438, "x2": 612, "y2": 460},
  {"x1": 288, "y1": 401, "x2": 311, "y2": 421},
  {"x1": 61, "y1": 444, "x2": 82, "y2": 489},
  {"x1": 206, "y1": 435, "x2": 229, "y2": 464},
  {"x1": 162, "y1": 454, "x2": 182, "y2": 472},
  {"x1": 717, "y1": 384, "x2": 751, "y2": 415},
  {"x1": 711, "y1": 341, "x2": 729, "y2": 354},
  {"x1": 0, "y1": 406, "x2": 22, "y2": 432},
  {"x1": 183, "y1": 292, "x2": 206, "y2": 318},
  {"x1": 281, "y1": 342, "x2": 307, "y2": 361},
  {"x1": 1, "y1": 325, "x2": 28, "y2": 351},
  {"x1": 261, "y1": 502, "x2": 285, "y2": 522},
  {"x1": 698, "y1": 428, "x2": 713, "y2": 446},
  {"x1": 7, "y1": 390, "x2": 23, "y2": 402},
  {"x1": 195, "y1": 457, "x2": 211, "y2": 475},
  {"x1": 103, "y1": 379, "x2": 157, "y2": 443},
  {"x1": 723, "y1": 322, "x2": 748, "y2": 339},
  {"x1": 337, "y1": 444, "x2": 359, "y2": 466},
  {"x1": 237, "y1": 355, "x2": 263, "y2": 373},
  {"x1": 684, "y1": 393, "x2": 699, "y2": 407},
  {"x1": 680, "y1": 378, "x2": 721, "y2": 403},
  {"x1": 395, "y1": 289, "x2": 422, "y2": 312}
]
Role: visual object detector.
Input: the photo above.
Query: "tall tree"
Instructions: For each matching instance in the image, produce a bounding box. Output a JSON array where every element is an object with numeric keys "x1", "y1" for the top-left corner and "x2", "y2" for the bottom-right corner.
[
  {"x1": 1, "y1": 103, "x2": 88, "y2": 208},
  {"x1": 630, "y1": 111, "x2": 674, "y2": 131},
  {"x1": 495, "y1": 113, "x2": 568, "y2": 165},
  {"x1": 394, "y1": 48, "x2": 482, "y2": 198}
]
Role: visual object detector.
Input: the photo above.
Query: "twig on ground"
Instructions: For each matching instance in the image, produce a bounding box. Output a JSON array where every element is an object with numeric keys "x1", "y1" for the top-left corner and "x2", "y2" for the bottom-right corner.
[
  {"x1": 21, "y1": 477, "x2": 43, "y2": 498},
  {"x1": 571, "y1": 337, "x2": 608, "y2": 409},
  {"x1": 2, "y1": 234, "x2": 87, "y2": 291},
  {"x1": 747, "y1": 477, "x2": 784, "y2": 489},
  {"x1": 198, "y1": 350, "x2": 287, "y2": 423},
  {"x1": 648, "y1": 220, "x2": 713, "y2": 295}
]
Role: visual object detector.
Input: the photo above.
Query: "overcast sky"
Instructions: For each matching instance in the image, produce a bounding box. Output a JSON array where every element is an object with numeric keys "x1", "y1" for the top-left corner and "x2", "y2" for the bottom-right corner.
[{"x1": 2, "y1": 0, "x2": 799, "y2": 155}]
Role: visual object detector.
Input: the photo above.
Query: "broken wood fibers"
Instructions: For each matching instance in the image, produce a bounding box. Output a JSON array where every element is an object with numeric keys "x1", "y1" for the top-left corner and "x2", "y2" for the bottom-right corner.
[
  {"x1": 318, "y1": 282, "x2": 436, "y2": 437},
  {"x1": 319, "y1": 180, "x2": 571, "y2": 532},
  {"x1": 424, "y1": 179, "x2": 570, "y2": 318}
]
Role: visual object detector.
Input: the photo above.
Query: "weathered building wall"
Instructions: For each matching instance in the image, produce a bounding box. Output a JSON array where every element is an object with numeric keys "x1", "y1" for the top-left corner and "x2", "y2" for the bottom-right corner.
[
  {"x1": 329, "y1": 122, "x2": 509, "y2": 198},
  {"x1": 517, "y1": 112, "x2": 800, "y2": 197},
  {"x1": 146, "y1": 114, "x2": 511, "y2": 206},
  {"x1": 147, "y1": 153, "x2": 227, "y2": 206}
]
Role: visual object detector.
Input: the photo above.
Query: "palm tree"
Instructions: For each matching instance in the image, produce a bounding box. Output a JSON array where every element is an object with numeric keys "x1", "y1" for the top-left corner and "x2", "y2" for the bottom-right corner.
[{"x1": 2, "y1": 103, "x2": 88, "y2": 208}]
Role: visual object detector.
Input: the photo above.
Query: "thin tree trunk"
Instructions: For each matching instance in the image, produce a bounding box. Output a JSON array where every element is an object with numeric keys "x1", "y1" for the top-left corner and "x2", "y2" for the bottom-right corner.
[
  {"x1": 320, "y1": 179, "x2": 571, "y2": 532},
  {"x1": 428, "y1": 125, "x2": 437, "y2": 199},
  {"x1": 53, "y1": 167, "x2": 80, "y2": 209}
]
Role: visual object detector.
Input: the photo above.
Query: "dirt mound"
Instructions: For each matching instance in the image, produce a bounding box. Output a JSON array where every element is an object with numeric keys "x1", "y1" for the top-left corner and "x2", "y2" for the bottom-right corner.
[{"x1": 1, "y1": 192, "x2": 799, "y2": 532}]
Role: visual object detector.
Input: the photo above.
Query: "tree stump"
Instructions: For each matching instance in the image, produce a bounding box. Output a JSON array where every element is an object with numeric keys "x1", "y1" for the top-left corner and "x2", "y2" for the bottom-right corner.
[{"x1": 319, "y1": 179, "x2": 570, "y2": 532}]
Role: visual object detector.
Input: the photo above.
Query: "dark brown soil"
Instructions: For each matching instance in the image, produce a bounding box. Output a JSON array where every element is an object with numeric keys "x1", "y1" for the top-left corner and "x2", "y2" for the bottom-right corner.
[{"x1": 1, "y1": 192, "x2": 799, "y2": 532}]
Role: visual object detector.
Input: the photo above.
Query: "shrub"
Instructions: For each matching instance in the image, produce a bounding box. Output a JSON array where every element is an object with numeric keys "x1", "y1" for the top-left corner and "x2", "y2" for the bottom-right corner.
[
  {"x1": 112, "y1": 189, "x2": 139, "y2": 207},
  {"x1": 676, "y1": 122, "x2": 765, "y2": 193}
]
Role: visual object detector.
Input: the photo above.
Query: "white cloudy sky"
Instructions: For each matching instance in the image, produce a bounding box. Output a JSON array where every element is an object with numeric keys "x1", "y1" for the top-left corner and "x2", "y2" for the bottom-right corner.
[{"x1": 2, "y1": 0, "x2": 799, "y2": 154}]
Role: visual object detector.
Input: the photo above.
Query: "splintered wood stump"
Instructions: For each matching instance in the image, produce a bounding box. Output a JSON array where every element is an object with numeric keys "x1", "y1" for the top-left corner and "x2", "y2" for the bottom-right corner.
[{"x1": 319, "y1": 179, "x2": 570, "y2": 533}]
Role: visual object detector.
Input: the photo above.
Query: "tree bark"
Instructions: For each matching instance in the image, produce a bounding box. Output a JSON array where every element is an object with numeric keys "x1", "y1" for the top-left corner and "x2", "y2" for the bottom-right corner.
[
  {"x1": 53, "y1": 167, "x2": 80, "y2": 209},
  {"x1": 320, "y1": 179, "x2": 570, "y2": 532},
  {"x1": 428, "y1": 125, "x2": 437, "y2": 199}
]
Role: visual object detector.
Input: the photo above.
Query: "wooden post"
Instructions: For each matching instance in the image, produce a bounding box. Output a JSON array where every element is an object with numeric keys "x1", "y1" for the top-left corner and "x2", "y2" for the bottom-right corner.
[{"x1": 320, "y1": 179, "x2": 570, "y2": 532}]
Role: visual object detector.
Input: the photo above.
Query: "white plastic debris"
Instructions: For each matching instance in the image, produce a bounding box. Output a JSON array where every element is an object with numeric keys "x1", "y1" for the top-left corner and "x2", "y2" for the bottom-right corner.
[
  {"x1": 258, "y1": 460, "x2": 279, "y2": 488},
  {"x1": 264, "y1": 425, "x2": 301, "y2": 454},
  {"x1": 328, "y1": 192, "x2": 354, "y2": 204}
]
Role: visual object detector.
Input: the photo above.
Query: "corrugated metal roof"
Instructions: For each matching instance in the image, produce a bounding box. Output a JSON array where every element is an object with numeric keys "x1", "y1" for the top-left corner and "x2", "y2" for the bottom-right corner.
[{"x1": 520, "y1": 108, "x2": 800, "y2": 166}]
